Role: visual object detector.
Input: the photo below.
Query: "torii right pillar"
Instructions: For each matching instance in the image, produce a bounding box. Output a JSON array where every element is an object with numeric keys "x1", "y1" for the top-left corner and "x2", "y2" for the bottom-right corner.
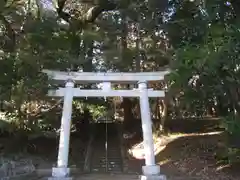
[{"x1": 138, "y1": 81, "x2": 166, "y2": 180}]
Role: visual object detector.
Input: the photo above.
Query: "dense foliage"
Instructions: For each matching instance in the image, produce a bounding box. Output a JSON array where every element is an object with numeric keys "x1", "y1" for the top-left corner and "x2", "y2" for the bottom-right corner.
[{"x1": 0, "y1": 0, "x2": 240, "y2": 163}]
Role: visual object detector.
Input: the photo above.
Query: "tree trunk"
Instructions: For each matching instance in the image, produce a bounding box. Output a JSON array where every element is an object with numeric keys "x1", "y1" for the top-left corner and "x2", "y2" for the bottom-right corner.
[
  {"x1": 159, "y1": 98, "x2": 168, "y2": 133},
  {"x1": 118, "y1": 11, "x2": 134, "y2": 132},
  {"x1": 83, "y1": 40, "x2": 94, "y2": 72},
  {"x1": 135, "y1": 21, "x2": 141, "y2": 72},
  {"x1": 154, "y1": 99, "x2": 160, "y2": 119}
]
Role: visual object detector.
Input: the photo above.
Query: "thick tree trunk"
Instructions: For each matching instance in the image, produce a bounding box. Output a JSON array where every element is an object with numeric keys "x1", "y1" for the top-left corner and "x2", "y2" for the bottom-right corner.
[
  {"x1": 118, "y1": 11, "x2": 134, "y2": 132},
  {"x1": 159, "y1": 98, "x2": 168, "y2": 132},
  {"x1": 83, "y1": 40, "x2": 94, "y2": 72},
  {"x1": 135, "y1": 21, "x2": 141, "y2": 72},
  {"x1": 154, "y1": 99, "x2": 160, "y2": 119},
  {"x1": 57, "y1": 0, "x2": 118, "y2": 25}
]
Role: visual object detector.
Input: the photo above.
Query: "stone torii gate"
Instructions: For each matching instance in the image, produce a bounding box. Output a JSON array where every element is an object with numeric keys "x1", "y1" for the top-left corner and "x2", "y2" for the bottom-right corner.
[{"x1": 43, "y1": 69, "x2": 170, "y2": 180}]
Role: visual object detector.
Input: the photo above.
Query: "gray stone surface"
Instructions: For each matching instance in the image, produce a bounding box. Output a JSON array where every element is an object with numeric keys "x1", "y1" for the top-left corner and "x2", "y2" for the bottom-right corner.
[
  {"x1": 48, "y1": 177, "x2": 73, "y2": 180},
  {"x1": 140, "y1": 175, "x2": 167, "y2": 180},
  {"x1": 142, "y1": 165, "x2": 160, "y2": 176},
  {"x1": 0, "y1": 159, "x2": 35, "y2": 180}
]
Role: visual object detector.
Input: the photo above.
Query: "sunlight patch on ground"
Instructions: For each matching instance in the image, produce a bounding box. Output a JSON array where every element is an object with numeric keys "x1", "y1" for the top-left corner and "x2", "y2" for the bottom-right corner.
[
  {"x1": 158, "y1": 159, "x2": 171, "y2": 166},
  {"x1": 128, "y1": 144, "x2": 167, "y2": 160},
  {"x1": 216, "y1": 164, "x2": 231, "y2": 171},
  {"x1": 128, "y1": 131, "x2": 223, "y2": 160},
  {"x1": 128, "y1": 136, "x2": 168, "y2": 159},
  {"x1": 167, "y1": 131, "x2": 223, "y2": 138}
]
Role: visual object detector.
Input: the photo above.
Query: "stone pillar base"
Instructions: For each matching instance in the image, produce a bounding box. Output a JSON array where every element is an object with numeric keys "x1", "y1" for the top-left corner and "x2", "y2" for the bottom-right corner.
[
  {"x1": 48, "y1": 167, "x2": 72, "y2": 180},
  {"x1": 48, "y1": 177, "x2": 73, "y2": 180},
  {"x1": 140, "y1": 175, "x2": 166, "y2": 180},
  {"x1": 141, "y1": 165, "x2": 166, "y2": 180}
]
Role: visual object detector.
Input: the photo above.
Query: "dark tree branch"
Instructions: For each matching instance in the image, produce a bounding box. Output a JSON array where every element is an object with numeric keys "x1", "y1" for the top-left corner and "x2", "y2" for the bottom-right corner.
[
  {"x1": 57, "y1": 0, "x2": 117, "y2": 25},
  {"x1": 57, "y1": 0, "x2": 66, "y2": 12},
  {"x1": 0, "y1": 14, "x2": 16, "y2": 52},
  {"x1": 57, "y1": 0, "x2": 71, "y2": 23},
  {"x1": 84, "y1": 0, "x2": 117, "y2": 23},
  {"x1": 230, "y1": 0, "x2": 240, "y2": 18},
  {"x1": 0, "y1": 0, "x2": 8, "y2": 11}
]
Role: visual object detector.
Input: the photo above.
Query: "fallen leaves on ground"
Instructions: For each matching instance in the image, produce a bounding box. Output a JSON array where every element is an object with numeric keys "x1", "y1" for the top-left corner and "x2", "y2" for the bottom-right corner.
[{"x1": 128, "y1": 131, "x2": 240, "y2": 180}]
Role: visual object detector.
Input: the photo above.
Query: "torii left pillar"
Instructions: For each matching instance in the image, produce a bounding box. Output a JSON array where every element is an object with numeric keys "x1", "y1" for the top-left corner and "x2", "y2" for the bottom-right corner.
[{"x1": 49, "y1": 80, "x2": 74, "y2": 180}]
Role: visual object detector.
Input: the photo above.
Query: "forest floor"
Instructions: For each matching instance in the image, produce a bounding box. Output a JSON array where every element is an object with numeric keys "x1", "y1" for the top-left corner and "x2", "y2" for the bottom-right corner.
[
  {"x1": 1, "y1": 129, "x2": 240, "y2": 180},
  {"x1": 127, "y1": 131, "x2": 240, "y2": 180},
  {"x1": 34, "y1": 131, "x2": 240, "y2": 180}
]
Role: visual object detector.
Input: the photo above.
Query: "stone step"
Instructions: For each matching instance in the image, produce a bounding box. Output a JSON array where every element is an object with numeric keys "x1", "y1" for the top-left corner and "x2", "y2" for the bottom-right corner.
[
  {"x1": 91, "y1": 167, "x2": 122, "y2": 170},
  {"x1": 92, "y1": 162, "x2": 121, "y2": 165},
  {"x1": 91, "y1": 167, "x2": 122, "y2": 171},
  {"x1": 92, "y1": 158, "x2": 122, "y2": 160},
  {"x1": 91, "y1": 164, "x2": 122, "y2": 167},
  {"x1": 92, "y1": 160, "x2": 122, "y2": 163},
  {"x1": 91, "y1": 162, "x2": 122, "y2": 166},
  {"x1": 92, "y1": 159, "x2": 121, "y2": 162},
  {"x1": 90, "y1": 124, "x2": 123, "y2": 173},
  {"x1": 91, "y1": 165, "x2": 122, "y2": 168},
  {"x1": 91, "y1": 164, "x2": 123, "y2": 168}
]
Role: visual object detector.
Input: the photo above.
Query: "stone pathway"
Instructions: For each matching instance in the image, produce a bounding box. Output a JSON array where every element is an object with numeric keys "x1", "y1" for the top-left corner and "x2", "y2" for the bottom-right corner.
[
  {"x1": 35, "y1": 174, "x2": 139, "y2": 180},
  {"x1": 73, "y1": 174, "x2": 197, "y2": 180},
  {"x1": 74, "y1": 174, "x2": 139, "y2": 180},
  {"x1": 36, "y1": 173, "x2": 206, "y2": 180}
]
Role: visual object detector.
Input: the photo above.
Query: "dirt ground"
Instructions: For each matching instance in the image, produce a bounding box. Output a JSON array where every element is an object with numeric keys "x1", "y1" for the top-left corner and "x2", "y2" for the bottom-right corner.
[
  {"x1": 1, "y1": 129, "x2": 240, "y2": 180},
  {"x1": 0, "y1": 134, "x2": 86, "y2": 170},
  {"x1": 127, "y1": 131, "x2": 240, "y2": 180}
]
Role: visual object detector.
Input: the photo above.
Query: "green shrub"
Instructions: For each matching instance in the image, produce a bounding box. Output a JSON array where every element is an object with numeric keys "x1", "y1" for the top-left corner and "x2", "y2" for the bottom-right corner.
[
  {"x1": 217, "y1": 114, "x2": 240, "y2": 164},
  {"x1": 221, "y1": 114, "x2": 240, "y2": 136}
]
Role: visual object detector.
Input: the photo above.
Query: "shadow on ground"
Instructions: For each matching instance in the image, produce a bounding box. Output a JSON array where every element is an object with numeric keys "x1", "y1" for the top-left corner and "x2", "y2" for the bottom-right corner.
[
  {"x1": 125, "y1": 131, "x2": 240, "y2": 180},
  {"x1": 0, "y1": 132, "x2": 88, "y2": 171}
]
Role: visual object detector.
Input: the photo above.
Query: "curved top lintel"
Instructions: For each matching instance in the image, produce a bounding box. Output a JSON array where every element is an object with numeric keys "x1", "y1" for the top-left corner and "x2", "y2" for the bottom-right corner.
[{"x1": 42, "y1": 69, "x2": 171, "y2": 84}]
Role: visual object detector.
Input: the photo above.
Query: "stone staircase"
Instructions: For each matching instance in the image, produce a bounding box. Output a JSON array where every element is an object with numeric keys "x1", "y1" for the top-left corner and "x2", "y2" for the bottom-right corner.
[{"x1": 90, "y1": 123, "x2": 123, "y2": 173}]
